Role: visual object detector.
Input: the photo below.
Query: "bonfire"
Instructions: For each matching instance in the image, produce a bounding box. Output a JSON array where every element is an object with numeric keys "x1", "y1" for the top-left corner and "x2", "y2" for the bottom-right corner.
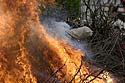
[{"x1": 0, "y1": 0, "x2": 114, "y2": 83}]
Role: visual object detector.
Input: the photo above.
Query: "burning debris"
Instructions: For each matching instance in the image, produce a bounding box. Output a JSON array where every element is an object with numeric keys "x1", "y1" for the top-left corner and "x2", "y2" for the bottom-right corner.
[{"x1": 0, "y1": 0, "x2": 116, "y2": 83}]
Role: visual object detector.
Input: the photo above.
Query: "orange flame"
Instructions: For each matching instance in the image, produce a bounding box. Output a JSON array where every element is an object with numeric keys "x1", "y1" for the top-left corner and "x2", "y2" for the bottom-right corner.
[{"x1": 0, "y1": 0, "x2": 114, "y2": 83}]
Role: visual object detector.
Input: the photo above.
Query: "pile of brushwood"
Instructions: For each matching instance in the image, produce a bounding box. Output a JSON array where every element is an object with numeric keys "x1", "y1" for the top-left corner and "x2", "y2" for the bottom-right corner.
[
  {"x1": 81, "y1": 0, "x2": 125, "y2": 82},
  {"x1": 40, "y1": 0, "x2": 125, "y2": 82}
]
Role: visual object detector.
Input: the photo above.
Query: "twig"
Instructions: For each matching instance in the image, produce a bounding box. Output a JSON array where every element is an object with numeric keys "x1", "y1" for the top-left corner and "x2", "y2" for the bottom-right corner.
[
  {"x1": 69, "y1": 60, "x2": 83, "y2": 83},
  {"x1": 86, "y1": 69, "x2": 105, "y2": 83},
  {"x1": 44, "y1": 60, "x2": 67, "y2": 83}
]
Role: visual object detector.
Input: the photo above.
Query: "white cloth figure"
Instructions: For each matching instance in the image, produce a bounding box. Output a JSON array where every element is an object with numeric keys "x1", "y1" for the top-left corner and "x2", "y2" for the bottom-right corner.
[{"x1": 67, "y1": 26, "x2": 93, "y2": 39}]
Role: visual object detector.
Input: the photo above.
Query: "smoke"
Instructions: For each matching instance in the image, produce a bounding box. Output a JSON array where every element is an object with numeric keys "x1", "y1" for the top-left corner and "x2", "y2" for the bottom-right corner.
[{"x1": 40, "y1": 6, "x2": 94, "y2": 58}]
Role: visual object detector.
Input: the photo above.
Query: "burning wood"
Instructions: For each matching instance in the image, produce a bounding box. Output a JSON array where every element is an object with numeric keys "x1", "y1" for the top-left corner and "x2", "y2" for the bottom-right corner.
[{"x1": 0, "y1": 0, "x2": 115, "y2": 83}]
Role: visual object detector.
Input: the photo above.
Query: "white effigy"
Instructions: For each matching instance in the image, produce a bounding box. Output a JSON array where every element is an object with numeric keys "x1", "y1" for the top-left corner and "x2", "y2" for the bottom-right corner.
[{"x1": 67, "y1": 26, "x2": 93, "y2": 39}]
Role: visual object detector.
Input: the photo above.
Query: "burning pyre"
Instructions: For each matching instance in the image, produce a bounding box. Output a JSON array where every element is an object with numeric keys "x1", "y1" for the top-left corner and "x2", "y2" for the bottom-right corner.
[{"x1": 0, "y1": 0, "x2": 114, "y2": 83}]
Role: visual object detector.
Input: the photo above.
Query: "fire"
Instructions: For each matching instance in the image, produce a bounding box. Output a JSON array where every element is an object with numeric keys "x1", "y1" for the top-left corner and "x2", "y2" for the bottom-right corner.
[{"x1": 0, "y1": 0, "x2": 114, "y2": 83}]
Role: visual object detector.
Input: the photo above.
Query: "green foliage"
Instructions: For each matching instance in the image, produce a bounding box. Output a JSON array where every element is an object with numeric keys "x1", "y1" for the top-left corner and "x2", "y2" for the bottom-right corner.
[
  {"x1": 56, "y1": 0, "x2": 80, "y2": 19},
  {"x1": 39, "y1": 0, "x2": 80, "y2": 19}
]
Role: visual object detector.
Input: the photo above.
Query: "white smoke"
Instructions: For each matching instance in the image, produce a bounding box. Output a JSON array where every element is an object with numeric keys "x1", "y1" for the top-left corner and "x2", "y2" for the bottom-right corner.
[{"x1": 41, "y1": 18, "x2": 94, "y2": 58}]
